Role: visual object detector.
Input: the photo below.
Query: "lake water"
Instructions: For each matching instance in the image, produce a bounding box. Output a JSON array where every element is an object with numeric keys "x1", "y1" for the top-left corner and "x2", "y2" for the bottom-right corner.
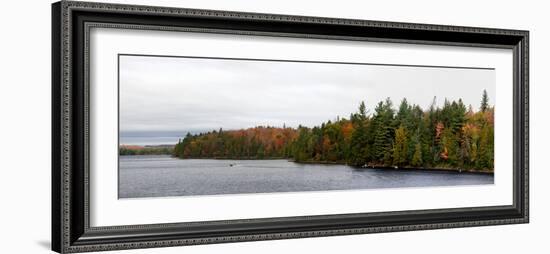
[{"x1": 119, "y1": 155, "x2": 494, "y2": 198}]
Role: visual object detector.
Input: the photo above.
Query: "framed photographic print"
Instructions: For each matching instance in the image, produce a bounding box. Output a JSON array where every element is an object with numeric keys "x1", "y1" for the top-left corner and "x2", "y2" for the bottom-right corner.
[{"x1": 52, "y1": 1, "x2": 529, "y2": 253}]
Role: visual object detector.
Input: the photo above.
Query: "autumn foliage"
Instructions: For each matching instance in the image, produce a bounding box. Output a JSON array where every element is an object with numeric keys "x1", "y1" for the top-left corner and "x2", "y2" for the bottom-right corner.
[
  {"x1": 173, "y1": 91, "x2": 494, "y2": 172},
  {"x1": 173, "y1": 127, "x2": 298, "y2": 159}
]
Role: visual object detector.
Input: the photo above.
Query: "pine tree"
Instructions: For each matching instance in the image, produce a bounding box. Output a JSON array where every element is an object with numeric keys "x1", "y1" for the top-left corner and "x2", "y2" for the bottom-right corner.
[
  {"x1": 348, "y1": 102, "x2": 369, "y2": 166},
  {"x1": 395, "y1": 98, "x2": 412, "y2": 129},
  {"x1": 172, "y1": 96, "x2": 493, "y2": 172},
  {"x1": 480, "y1": 89, "x2": 489, "y2": 112},
  {"x1": 372, "y1": 99, "x2": 394, "y2": 163},
  {"x1": 358, "y1": 101, "x2": 367, "y2": 120}
]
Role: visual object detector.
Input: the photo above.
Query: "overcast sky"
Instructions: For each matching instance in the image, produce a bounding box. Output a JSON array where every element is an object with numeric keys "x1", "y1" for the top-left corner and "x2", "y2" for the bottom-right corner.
[{"x1": 119, "y1": 55, "x2": 495, "y2": 135}]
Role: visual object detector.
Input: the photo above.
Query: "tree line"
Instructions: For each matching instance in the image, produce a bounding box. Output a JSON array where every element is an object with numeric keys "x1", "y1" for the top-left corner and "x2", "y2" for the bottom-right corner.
[
  {"x1": 173, "y1": 91, "x2": 494, "y2": 171},
  {"x1": 119, "y1": 145, "x2": 173, "y2": 155},
  {"x1": 173, "y1": 126, "x2": 298, "y2": 159}
]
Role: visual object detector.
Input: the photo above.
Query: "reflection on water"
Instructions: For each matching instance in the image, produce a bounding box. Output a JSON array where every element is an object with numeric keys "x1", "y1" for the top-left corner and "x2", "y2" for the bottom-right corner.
[{"x1": 119, "y1": 155, "x2": 494, "y2": 198}]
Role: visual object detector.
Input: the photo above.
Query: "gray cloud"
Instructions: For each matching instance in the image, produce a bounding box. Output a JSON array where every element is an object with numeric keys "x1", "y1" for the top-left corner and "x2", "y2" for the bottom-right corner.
[{"x1": 119, "y1": 55, "x2": 495, "y2": 134}]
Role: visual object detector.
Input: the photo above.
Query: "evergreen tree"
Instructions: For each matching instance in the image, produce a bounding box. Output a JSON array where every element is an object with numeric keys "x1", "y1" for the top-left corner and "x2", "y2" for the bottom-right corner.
[
  {"x1": 372, "y1": 99, "x2": 394, "y2": 163},
  {"x1": 170, "y1": 94, "x2": 494, "y2": 172},
  {"x1": 348, "y1": 102, "x2": 369, "y2": 166},
  {"x1": 395, "y1": 98, "x2": 412, "y2": 129},
  {"x1": 358, "y1": 101, "x2": 367, "y2": 120},
  {"x1": 480, "y1": 89, "x2": 489, "y2": 112}
]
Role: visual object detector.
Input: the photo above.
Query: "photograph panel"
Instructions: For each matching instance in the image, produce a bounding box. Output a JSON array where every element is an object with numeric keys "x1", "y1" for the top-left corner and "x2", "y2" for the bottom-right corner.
[{"x1": 118, "y1": 54, "x2": 495, "y2": 198}]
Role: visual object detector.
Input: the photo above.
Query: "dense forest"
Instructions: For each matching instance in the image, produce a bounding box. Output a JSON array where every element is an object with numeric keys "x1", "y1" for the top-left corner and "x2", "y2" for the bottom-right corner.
[{"x1": 172, "y1": 91, "x2": 494, "y2": 171}]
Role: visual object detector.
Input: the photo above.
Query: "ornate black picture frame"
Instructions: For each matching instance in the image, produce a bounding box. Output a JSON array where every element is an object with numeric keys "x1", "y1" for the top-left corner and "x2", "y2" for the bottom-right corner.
[{"x1": 52, "y1": 1, "x2": 529, "y2": 253}]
